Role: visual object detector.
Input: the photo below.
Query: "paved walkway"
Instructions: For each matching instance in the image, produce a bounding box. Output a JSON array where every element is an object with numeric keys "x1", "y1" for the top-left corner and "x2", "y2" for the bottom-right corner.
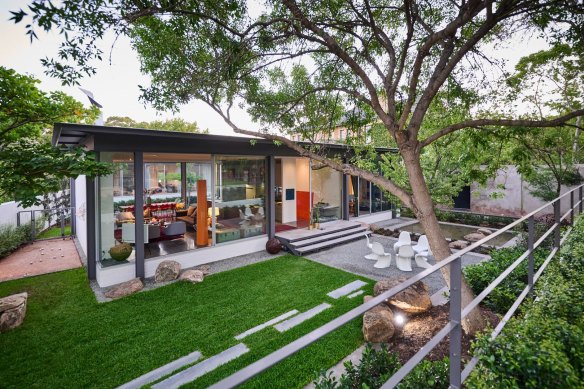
[
  {"x1": 0, "y1": 238, "x2": 82, "y2": 282},
  {"x1": 305, "y1": 234, "x2": 487, "y2": 295}
]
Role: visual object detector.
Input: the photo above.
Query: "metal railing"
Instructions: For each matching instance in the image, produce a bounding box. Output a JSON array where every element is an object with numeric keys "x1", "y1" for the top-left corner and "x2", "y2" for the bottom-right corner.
[
  {"x1": 17, "y1": 207, "x2": 75, "y2": 241},
  {"x1": 207, "y1": 184, "x2": 584, "y2": 389}
]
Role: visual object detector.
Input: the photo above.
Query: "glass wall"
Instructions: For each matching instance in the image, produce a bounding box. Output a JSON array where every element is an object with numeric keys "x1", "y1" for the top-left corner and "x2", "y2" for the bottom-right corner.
[
  {"x1": 144, "y1": 163, "x2": 181, "y2": 201},
  {"x1": 349, "y1": 177, "x2": 393, "y2": 218},
  {"x1": 215, "y1": 156, "x2": 266, "y2": 243},
  {"x1": 312, "y1": 166, "x2": 342, "y2": 222},
  {"x1": 99, "y1": 152, "x2": 136, "y2": 266},
  {"x1": 186, "y1": 162, "x2": 213, "y2": 206}
]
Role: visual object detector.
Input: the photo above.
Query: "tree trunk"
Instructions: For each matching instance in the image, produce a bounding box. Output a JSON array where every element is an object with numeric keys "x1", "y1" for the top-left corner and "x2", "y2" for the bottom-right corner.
[{"x1": 401, "y1": 147, "x2": 487, "y2": 335}]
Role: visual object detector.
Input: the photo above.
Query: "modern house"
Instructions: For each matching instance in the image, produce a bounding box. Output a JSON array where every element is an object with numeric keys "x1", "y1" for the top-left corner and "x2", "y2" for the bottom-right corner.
[{"x1": 53, "y1": 123, "x2": 397, "y2": 287}]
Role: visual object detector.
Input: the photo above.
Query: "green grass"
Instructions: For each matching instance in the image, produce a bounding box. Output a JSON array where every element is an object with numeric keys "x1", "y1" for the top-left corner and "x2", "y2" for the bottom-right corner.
[
  {"x1": 0, "y1": 255, "x2": 372, "y2": 388},
  {"x1": 36, "y1": 225, "x2": 72, "y2": 239}
]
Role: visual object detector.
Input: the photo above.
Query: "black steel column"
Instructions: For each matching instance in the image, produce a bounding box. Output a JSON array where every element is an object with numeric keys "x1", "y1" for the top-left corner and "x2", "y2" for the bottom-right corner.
[
  {"x1": 134, "y1": 152, "x2": 145, "y2": 279},
  {"x1": 181, "y1": 162, "x2": 187, "y2": 202},
  {"x1": 342, "y1": 174, "x2": 349, "y2": 220},
  {"x1": 267, "y1": 156, "x2": 276, "y2": 238},
  {"x1": 86, "y1": 176, "x2": 96, "y2": 280}
]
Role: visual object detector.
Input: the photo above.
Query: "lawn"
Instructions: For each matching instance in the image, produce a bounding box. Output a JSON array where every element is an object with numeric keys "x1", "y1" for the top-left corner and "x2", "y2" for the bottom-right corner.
[
  {"x1": 0, "y1": 255, "x2": 373, "y2": 388},
  {"x1": 36, "y1": 225, "x2": 72, "y2": 239}
]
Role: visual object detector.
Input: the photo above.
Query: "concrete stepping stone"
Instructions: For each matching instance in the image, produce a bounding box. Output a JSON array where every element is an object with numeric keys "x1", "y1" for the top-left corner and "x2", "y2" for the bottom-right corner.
[
  {"x1": 235, "y1": 309, "x2": 299, "y2": 340},
  {"x1": 327, "y1": 280, "x2": 368, "y2": 299},
  {"x1": 152, "y1": 343, "x2": 249, "y2": 389},
  {"x1": 274, "y1": 303, "x2": 332, "y2": 332},
  {"x1": 347, "y1": 290, "x2": 364, "y2": 299},
  {"x1": 117, "y1": 350, "x2": 202, "y2": 389}
]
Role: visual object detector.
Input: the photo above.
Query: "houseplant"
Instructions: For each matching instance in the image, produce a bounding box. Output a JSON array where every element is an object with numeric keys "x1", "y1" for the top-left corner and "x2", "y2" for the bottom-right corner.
[{"x1": 108, "y1": 243, "x2": 133, "y2": 261}]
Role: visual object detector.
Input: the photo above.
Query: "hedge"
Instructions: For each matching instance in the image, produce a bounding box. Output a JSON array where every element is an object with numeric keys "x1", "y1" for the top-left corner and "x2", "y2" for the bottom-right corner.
[
  {"x1": 467, "y1": 217, "x2": 584, "y2": 388},
  {"x1": 0, "y1": 224, "x2": 33, "y2": 258}
]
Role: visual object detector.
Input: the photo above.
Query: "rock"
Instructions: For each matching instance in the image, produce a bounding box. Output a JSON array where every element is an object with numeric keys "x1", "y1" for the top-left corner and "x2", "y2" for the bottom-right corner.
[
  {"x1": 363, "y1": 308, "x2": 395, "y2": 342},
  {"x1": 194, "y1": 264, "x2": 211, "y2": 275},
  {"x1": 155, "y1": 260, "x2": 181, "y2": 282},
  {"x1": 477, "y1": 228, "x2": 492, "y2": 236},
  {"x1": 373, "y1": 277, "x2": 432, "y2": 314},
  {"x1": 449, "y1": 240, "x2": 469, "y2": 250},
  {"x1": 0, "y1": 293, "x2": 28, "y2": 332},
  {"x1": 179, "y1": 269, "x2": 204, "y2": 283},
  {"x1": 463, "y1": 232, "x2": 486, "y2": 242},
  {"x1": 266, "y1": 238, "x2": 282, "y2": 254},
  {"x1": 104, "y1": 278, "x2": 144, "y2": 299}
]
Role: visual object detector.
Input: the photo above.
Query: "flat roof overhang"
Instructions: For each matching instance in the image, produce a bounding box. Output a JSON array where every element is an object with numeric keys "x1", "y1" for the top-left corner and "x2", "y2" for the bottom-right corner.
[{"x1": 52, "y1": 122, "x2": 395, "y2": 157}]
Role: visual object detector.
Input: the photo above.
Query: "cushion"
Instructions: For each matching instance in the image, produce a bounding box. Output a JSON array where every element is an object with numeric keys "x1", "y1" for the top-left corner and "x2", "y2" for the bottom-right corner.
[
  {"x1": 117, "y1": 212, "x2": 135, "y2": 221},
  {"x1": 187, "y1": 205, "x2": 196, "y2": 217},
  {"x1": 176, "y1": 202, "x2": 185, "y2": 210},
  {"x1": 144, "y1": 208, "x2": 151, "y2": 218}
]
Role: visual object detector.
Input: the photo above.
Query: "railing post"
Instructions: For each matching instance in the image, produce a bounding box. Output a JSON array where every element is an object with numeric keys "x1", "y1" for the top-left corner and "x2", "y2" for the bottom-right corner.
[
  {"x1": 554, "y1": 199, "x2": 560, "y2": 249},
  {"x1": 449, "y1": 256, "x2": 462, "y2": 389},
  {"x1": 31, "y1": 211, "x2": 36, "y2": 242},
  {"x1": 527, "y1": 215, "x2": 534, "y2": 292},
  {"x1": 60, "y1": 211, "x2": 65, "y2": 239},
  {"x1": 580, "y1": 186, "x2": 583, "y2": 214},
  {"x1": 570, "y1": 191, "x2": 574, "y2": 226},
  {"x1": 17, "y1": 212, "x2": 20, "y2": 227}
]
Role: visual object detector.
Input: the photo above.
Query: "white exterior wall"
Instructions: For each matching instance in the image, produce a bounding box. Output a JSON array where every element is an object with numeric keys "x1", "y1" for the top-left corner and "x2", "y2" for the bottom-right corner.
[
  {"x1": 281, "y1": 157, "x2": 297, "y2": 223},
  {"x1": 0, "y1": 200, "x2": 55, "y2": 227},
  {"x1": 74, "y1": 175, "x2": 88, "y2": 257},
  {"x1": 471, "y1": 165, "x2": 584, "y2": 217},
  {"x1": 96, "y1": 235, "x2": 268, "y2": 287}
]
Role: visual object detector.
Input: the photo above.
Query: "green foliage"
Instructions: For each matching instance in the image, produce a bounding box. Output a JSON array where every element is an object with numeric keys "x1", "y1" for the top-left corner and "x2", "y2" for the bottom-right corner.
[
  {"x1": 0, "y1": 224, "x2": 32, "y2": 258},
  {"x1": 0, "y1": 67, "x2": 99, "y2": 144},
  {"x1": 468, "y1": 217, "x2": 584, "y2": 388},
  {"x1": 524, "y1": 167, "x2": 583, "y2": 202},
  {"x1": 313, "y1": 344, "x2": 449, "y2": 389},
  {"x1": 104, "y1": 116, "x2": 208, "y2": 133},
  {"x1": 0, "y1": 139, "x2": 112, "y2": 207},
  {"x1": 463, "y1": 247, "x2": 547, "y2": 314},
  {"x1": 36, "y1": 225, "x2": 72, "y2": 240}
]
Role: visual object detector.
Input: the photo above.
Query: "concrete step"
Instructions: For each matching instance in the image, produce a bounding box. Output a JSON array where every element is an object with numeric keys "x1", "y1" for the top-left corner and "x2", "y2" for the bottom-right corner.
[
  {"x1": 293, "y1": 227, "x2": 369, "y2": 248},
  {"x1": 295, "y1": 231, "x2": 368, "y2": 254},
  {"x1": 282, "y1": 222, "x2": 364, "y2": 244}
]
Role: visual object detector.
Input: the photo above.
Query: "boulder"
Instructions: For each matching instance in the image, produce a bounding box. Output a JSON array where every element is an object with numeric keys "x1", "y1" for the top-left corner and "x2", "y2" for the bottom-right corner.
[
  {"x1": 463, "y1": 232, "x2": 486, "y2": 242},
  {"x1": 373, "y1": 277, "x2": 432, "y2": 314},
  {"x1": 155, "y1": 260, "x2": 181, "y2": 282},
  {"x1": 449, "y1": 240, "x2": 469, "y2": 250},
  {"x1": 0, "y1": 293, "x2": 27, "y2": 332},
  {"x1": 179, "y1": 269, "x2": 204, "y2": 283},
  {"x1": 477, "y1": 228, "x2": 492, "y2": 236},
  {"x1": 104, "y1": 278, "x2": 144, "y2": 299},
  {"x1": 363, "y1": 308, "x2": 395, "y2": 343},
  {"x1": 194, "y1": 264, "x2": 211, "y2": 275}
]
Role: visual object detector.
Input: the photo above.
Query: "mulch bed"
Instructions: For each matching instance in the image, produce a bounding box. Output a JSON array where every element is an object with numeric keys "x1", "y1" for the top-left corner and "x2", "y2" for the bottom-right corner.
[{"x1": 387, "y1": 304, "x2": 500, "y2": 364}]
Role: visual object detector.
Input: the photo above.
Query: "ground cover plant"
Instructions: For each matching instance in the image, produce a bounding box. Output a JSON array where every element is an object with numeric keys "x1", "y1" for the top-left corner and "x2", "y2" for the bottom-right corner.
[
  {"x1": 36, "y1": 225, "x2": 72, "y2": 240},
  {"x1": 0, "y1": 224, "x2": 32, "y2": 259},
  {"x1": 467, "y1": 216, "x2": 584, "y2": 388},
  {"x1": 0, "y1": 255, "x2": 372, "y2": 388},
  {"x1": 313, "y1": 344, "x2": 449, "y2": 389}
]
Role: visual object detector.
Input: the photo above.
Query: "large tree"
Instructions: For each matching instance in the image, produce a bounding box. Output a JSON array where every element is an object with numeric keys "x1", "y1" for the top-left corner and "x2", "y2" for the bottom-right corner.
[
  {"x1": 0, "y1": 67, "x2": 110, "y2": 206},
  {"x1": 105, "y1": 116, "x2": 209, "y2": 133},
  {"x1": 12, "y1": 0, "x2": 584, "y2": 333}
]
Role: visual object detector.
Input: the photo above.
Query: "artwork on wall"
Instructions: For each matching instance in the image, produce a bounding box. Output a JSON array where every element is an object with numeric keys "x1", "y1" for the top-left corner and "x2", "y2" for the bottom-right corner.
[{"x1": 285, "y1": 188, "x2": 295, "y2": 200}]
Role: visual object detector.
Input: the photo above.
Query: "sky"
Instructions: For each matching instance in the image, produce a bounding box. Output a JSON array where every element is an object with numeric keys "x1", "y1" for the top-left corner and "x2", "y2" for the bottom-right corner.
[{"x1": 0, "y1": 1, "x2": 550, "y2": 136}]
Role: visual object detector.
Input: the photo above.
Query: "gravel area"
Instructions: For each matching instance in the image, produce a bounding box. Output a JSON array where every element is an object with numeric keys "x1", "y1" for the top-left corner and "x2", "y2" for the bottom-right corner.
[{"x1": 304, "y1": 234, "x2": 487, "y2": 295}]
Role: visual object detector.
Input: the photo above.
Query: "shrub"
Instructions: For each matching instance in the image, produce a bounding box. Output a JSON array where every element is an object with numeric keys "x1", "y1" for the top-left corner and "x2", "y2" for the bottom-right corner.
[
  {"x1": 313, "y1": 344, "x2": 448, "y2": 389},
  {"x1": 467, "y1": 216, "x2": 584, "y2": 387},
  {"x1": 0, "y1": 224, "x2": 33, "y2": 258},
  {"x1": 463, "y1": 246, "x2": 547, "y2": 314}
]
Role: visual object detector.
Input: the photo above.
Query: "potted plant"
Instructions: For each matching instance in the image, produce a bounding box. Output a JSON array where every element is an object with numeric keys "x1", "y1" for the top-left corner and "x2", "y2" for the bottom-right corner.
[{"x1": 313, "y1": 206, "x2": 321, "y2": 229}]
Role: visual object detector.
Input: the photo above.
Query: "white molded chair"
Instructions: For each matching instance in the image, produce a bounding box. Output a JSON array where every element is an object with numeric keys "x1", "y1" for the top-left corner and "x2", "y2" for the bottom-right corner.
[
  {"x1": 393, "y1": 231, "x2": 412, "y2": 253},
  {"x1": 415, "y1": 251, "x2": 432, "y2": 269},
  {"x1": 372, "y1": 242, "x2": 392, "y2": 268},
  {"x1": 413, "y1": 235, "x2": 432, "y2": 255},
  {"x1": 396, "y1": 245, "x2": 414, "y2": 272},
  {"x1": 364, "y1": 233, "x2": 378, "y2": 260}
]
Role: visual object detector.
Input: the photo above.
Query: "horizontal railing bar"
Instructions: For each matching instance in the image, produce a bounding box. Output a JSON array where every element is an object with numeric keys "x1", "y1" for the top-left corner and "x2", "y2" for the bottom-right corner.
[
  {"x1": 380, "y1": 322, "x2": 456, "y2": 389},
  {"x1": 209, "y1": 185, "x2": 584, "y2": 389},
  {"x1": 533, "y1": 223, "x2": 557, "y2": 249},
  {"x1": 560, "y1": 208, "x2": 572, "y2": 222}
]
